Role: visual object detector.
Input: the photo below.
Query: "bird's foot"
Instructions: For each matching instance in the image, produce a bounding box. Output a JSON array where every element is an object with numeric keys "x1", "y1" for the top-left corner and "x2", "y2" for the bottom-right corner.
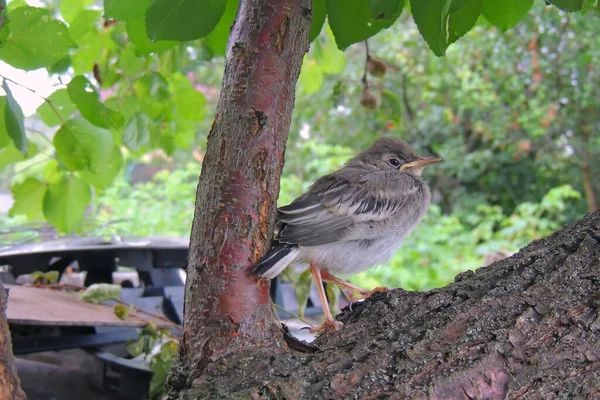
[
  {"x1": 309, "y1": 319, "x2": 343, "y2": 333},
  {"x1": 349, "y1": 286, "x2": 390, "y2": 305}
]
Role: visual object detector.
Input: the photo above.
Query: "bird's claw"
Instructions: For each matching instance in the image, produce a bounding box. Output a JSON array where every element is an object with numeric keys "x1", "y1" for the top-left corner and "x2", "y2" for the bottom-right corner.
[
  {"x1": 309, "y1": 319, "x2": 343, "y2": 333},
  {"x1": 349, "y1": 286, "x2": 390, "y2": 304}
]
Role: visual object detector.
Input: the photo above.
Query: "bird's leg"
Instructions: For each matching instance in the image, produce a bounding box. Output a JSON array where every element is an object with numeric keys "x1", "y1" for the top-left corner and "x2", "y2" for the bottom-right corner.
[
  {"x1": 309, "y1": 263, "x2": 343, "y2": 333},
  {"x1": 320, "y1": 270, "x2": 389, "y2": 302}
]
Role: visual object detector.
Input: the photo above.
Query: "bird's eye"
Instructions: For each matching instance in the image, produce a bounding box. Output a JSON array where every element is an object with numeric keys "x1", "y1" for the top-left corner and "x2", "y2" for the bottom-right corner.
[{"x1": 388, "y1": 157, "x2": 401, "y2": 168}]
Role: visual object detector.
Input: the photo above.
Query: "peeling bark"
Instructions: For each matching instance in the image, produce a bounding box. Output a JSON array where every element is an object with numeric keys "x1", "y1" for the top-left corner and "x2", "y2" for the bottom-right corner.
[
  {"x1": 179, "y1": 211, "x2": 600, "y2": 399},
  {"x1": 165, "y1": 0, "x2": 311, "y2": 397},
  {"x1": 0, "y1": 282, "x2": 26, "y2": 400}
]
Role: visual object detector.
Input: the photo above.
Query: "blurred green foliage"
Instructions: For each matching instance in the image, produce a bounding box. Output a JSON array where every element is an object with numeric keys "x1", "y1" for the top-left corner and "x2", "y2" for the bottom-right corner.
[{"x1": 0, "y1": 1, "x2": 597, "y2": 294}]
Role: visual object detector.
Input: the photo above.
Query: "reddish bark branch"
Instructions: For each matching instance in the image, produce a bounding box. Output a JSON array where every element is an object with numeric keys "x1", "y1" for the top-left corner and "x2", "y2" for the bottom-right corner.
[{"x1": 166, "y1": 0, "x2": 311, "y2": 396}]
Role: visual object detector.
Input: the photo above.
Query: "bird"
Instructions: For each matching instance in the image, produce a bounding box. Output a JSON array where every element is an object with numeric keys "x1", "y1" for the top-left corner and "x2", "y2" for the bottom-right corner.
[{"x1": 253, "y1": 137, "x2": 441, "y2": 332}]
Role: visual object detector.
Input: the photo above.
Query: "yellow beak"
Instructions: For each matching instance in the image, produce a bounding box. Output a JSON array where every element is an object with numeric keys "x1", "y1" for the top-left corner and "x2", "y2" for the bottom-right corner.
[{"x1": 400, "y1": 157, "x2": 442, "y2": 172}]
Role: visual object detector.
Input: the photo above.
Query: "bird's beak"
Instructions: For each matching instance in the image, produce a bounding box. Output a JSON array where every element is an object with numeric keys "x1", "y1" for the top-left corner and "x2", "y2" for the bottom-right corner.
[{"x1": 400, "y1": 157, "x2": 442, "y2": 172}]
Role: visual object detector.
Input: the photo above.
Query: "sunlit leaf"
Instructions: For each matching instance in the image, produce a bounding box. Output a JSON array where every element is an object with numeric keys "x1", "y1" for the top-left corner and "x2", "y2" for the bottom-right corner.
[
  {"x1": 80, "y1": 145, "x2": 123, "y2": 190},
  {"x1": 105, "y1": 0, "x2": 152, "y2": 21},
  {"x1": 43, "y1": 174, "x2": 91, "y2": 232},
  {"x1": 54, "y1": 117, "x2": 114, "y2": 172},
  {"x1": 205, "y1": 0, "x2": 238, "y2": 56},
  {"x1": 169, "y1": 73, "x2": 206, "y2": 121},
  {"x1": 0, "y1": 6, "x2": 77, "y2": 70},
  {"x1": 127, "y1": 18, "x2": 178, "y2": 55},
  {"x1": 37, "y1": 89, "x2": 77, "y2": 127},
  {"x1": 146, "y1": 0, "x2": 226, "y2": 41},
  {"x1": 68, "y1": 9, "x2": 101, "y2": 40},
  {"x1": 481, "y1": 0, "x2": 533, "y2": 31},
  {"x1": 81, "y1": 283, "x2": 122, "y2": 303},
  {"x1": 299, "y1": 58, "x2": 324, "y2": 94},
  {"x1": 60, "y1": 0, "x2": 94, "y2": 24},
  {"x1": 9, "y1": 177, "x2": 46, "y2": 220},
  {"x1": 71, "y1": 31, "x2": 110, "y2": 75},
  {"x1": 67, "y1": 76, "x2": 124, "y2": 129},
  {"x1": 2, "y1": 81, "x2": 27, "y2": 154}
]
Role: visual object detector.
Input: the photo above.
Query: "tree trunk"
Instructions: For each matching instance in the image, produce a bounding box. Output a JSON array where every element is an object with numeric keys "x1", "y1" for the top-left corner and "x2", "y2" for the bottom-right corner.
[
  {"x1": 165, "y1": 0, "x2": 311, "y2": 396},
  {"x1": 0, "y1": 282, "x2": 26, "y2": 400},
  {"x1": 175, "y1": 210, "x2": 600, "y2": 399}
]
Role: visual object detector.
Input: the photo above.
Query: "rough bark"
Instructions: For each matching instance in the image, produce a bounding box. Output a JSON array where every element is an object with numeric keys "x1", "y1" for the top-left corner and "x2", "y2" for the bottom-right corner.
[
  {"x1": 0, "y1": 282, "x2": 26, "y2": 400},
  {"x1": 165, "y1": 0, "x2": 311, "y2": 397},
  {"x1": 180, "y1": 211, "x2": 600, "y2": 399}
]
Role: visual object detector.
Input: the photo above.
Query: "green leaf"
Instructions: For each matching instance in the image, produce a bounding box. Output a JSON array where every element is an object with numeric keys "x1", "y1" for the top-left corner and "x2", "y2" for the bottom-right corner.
[
  {"x1": 205, "y1": 0, "x2": 238, "y2": 56},
  {"x1": 327, "y1": 0, "x2": 403, "y2": 50},
  {"x1": 60, "y1": 0, "x2": 95, "y2": 24},
  {"x1": 299, "y1": 57, "x2": 324, "y2": 94},
  {"x1": 0, "y1": 6, "x2": 77, "y2": 70},
  {"x1": 54, "y1": 117, "x2": 114, "y2": 172},
  {"x1": 146, "y1": 0, "x2": 227, "y2": 41},
  {"x1": 68, "y1": 9, "x2": 101, "y2": 41},
  {"x1": 548, "y1": 0, "x2": 583, "y2": 12},
  {"x1": 447, "y1": 0, "x2": 481, "y2": 45},
  {"x1": 294, "y1": 269, "x2": 313, "y2": 317},
  {"x1": 48, "y1": 56, "x2": 72, "y2": 75},
  {"x1": 169, "y1": 73, "x2": 206, "y2": 121},
  {"x1": 0, "y1": 145, "x2": 26, "y2": 171},
  {"x1": 71, "y1": 30, "x2": 110, "y2": 75},
  {"x1": 380, "y1": 90, "x2": 402, "y2": 118},
  {"x1": 123, "y1": 112, "x2": 151, "y2": 151},
  {"x1": 80, "y1": 144, "x2": 123, "y2": 190},
  {"x1": 369, "y1": 0, "x2": 405, "y2": 21},
  {"x1": 411, "y1": 0, "x2": 480, "y2": 56},
  {"x1": 113, "y1": 303, "x2": 131, "y2": 320},
  {"x1": 310, "y1": 0, "x2": 327, "y2": 41},
  {"x1": 0, "y1": 97, "x2": 11, "y2": 149},
  {"x1": 9, "y1": 177, "x2": 46, "y2": 220},
  {"x1": 105, "y1": 0, "x2": 152, "y2": 21},
  {"x1": 0, "y1": 2, "x2": 9, "y2": 44},
  {"x1": 3, "y1": 81, "x2": 27, "y2": 154},
  {"x1": 43, "y1": 174, "x2": 91, "y2": 232},
  {"x1": 44, "y1": 271, "x2": 59, "y2": 284},
  {"x1": 37, "y1": 89, "x2": 77, "y2": 127},
  {"x1": 481, "y1": 0, "x2": 533, "y2": 31},
  {"x1": 81, "y1": 283, "x2": 121, "y2": 303},
  {"x1": 67, "y1": 76, "x2": 124, "y2": 129},
  {"x1": 313, "y1": 25, "x2": 346, "y2": 74},
  {"x1": 119, "y1": 43, "x2": 146, "y2": 76},
  {"x1": 126, "y1": 18, "x2": 178, "y2": 55}
]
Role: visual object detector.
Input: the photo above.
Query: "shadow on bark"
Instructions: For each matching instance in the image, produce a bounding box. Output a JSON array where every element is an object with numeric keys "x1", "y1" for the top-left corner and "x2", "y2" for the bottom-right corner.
[{"x1": 176, "y1": 210, "x2": 600, "y2": 399}]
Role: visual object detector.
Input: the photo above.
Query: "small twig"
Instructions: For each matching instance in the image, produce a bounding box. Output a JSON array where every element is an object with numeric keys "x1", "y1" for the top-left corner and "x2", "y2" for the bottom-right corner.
[
  {"x1": 362, "y1": 40, "x2": 371, "y2": 88},
  {"x1": 1, "y1": 75, "x2": 67, "y2": 125},
  {"x1": 272, "y1": 303, "x2": 314, "y2": 328}
]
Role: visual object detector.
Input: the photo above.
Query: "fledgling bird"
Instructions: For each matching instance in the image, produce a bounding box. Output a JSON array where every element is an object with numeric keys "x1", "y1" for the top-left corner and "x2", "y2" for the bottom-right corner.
[{"x1": 253, "y1": 138, "x2": 441, "y2": 332}]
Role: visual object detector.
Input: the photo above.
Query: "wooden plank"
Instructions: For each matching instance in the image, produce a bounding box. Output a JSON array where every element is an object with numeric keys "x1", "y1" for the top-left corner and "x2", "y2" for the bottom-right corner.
[{"x1": 5, "y1": 285, "x2": 171, "y2": 328}]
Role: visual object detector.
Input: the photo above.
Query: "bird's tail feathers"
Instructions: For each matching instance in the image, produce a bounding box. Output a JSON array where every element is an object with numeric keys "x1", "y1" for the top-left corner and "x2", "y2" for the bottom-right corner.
[{"x1": 253, "y1": 243, "x2": 299, "y2": 280}]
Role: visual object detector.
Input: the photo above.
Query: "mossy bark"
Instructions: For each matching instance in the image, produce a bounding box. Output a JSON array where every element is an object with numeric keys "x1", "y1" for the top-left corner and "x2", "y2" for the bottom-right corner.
[
  {"x1": 176, "y1": 211, "x2": 600, "y2": 399},
  {"x1": 0, "y1": 282, "x2": 26, "y2": 400}
]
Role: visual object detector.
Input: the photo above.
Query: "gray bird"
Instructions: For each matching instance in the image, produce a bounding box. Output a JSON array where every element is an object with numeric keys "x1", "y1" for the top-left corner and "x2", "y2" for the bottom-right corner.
[{"x1": 253, "y1": 137, "x2": 441, "y2": 332}]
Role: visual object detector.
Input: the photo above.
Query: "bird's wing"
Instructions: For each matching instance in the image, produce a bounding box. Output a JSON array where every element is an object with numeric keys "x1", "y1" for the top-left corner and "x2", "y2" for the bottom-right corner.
[{"x1": 276, "y1": 170, "x2": 420, "y2": 246}]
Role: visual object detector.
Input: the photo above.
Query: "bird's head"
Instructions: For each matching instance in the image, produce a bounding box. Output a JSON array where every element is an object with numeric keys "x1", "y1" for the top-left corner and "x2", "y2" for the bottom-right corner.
[{"x1": 348, "y1": 137, "x2": 442, "y2": 176}]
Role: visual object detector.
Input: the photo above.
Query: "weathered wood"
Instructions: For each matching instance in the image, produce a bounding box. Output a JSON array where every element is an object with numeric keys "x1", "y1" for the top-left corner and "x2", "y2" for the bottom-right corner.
[
  {"x1": 0, "y1": 282, "x2": 26, "y2": 400},
  {"x1": 5, "y1": 285, "x2": 172, "y2": 328},
  {"x1": 181, "y1": 211, "x2": 600, "y2": 399}
]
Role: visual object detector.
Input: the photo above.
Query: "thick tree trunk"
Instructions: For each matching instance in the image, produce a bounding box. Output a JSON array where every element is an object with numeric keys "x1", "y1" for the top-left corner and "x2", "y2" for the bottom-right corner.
[
  {"x1": 0, "y1": 282, "x2": 26, "y2": 400},
  {"x1": 178, "y1": 211, "x2": 600, "y2": 399},
  {"x1": 165, "y1": 0, "x2": 311, "y2": 397}
]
